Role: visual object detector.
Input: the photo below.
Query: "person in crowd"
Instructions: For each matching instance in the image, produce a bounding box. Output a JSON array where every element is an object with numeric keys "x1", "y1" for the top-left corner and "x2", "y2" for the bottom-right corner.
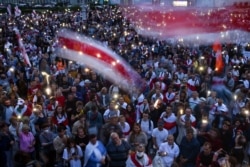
[
  {"x1": 97, "y1": 86, "x2": 110, "y2": 114},
  {"x1": 117, "y1": 96, "x2": 128, "y2": 113},
  {"x1": 64, "y1": 93, "x2": 77, "y2": 125},
  {"x1": 160, "y1": 105, "x2": 177, "y2": 135},
  {"x1": 137, "y1": 98, "x2": 151, "y2": 120},
  {"x1": 193, "y1": 97, "x2": 210, "y2": 126},
  {"x1": 46, "y1": 96, "x2": 59, "y2": 117},
  {"x1": 84, "y1": 133, "x2": 107, "y2": 167},
  {"x1": 86, "y1": 105, "x2": 103, "y2": 136},
  {"x1": 106, "y1": 132, "x2": 131, "y2": 167},
  {"x1": 53, "y1": 125, "x2": 69, "y2": 166},
  {"x1": 100, "y1": 112, "x2": 123, "y2": 146},
  {"x1": 188, "y1": 91, "x2": 201, "y2": 110},
  {"x1": 72, "y1": 113, "x2": 86, "y2": 137},
  {"x1": 124, "y1": 103, "x2": 136, "y2": 128},
  {"x1": 209, "y1": 98, "x2": 229, "y2": 128},
  {"x1": 2, "y1": 98, "x2": 14, "y2": 125},
  {"x1": 164, "y1": 86, "x2": 176, "y2": 105},
  {"x1": 51, "y1": 105, "x2": 71, "y2": 136},
  {"x1": 219, "y1": 120, "x2": 233, "y2": 153},
  {"x1": 127, "y1": 122, "x2": 148, "y2": 151},
  {"x1": 152, "y1": 119, "x2": 169, "y2": 151},
  {"x1": 84, "y1": 93, "x2": 100, "y2": 113},
  {"x1": 187, "y1": 74, "x2": 200, "y2": 97},
  {"x1": 8, "y1": 116, "x2": 19, "y2": 154},
  {"x1": 103, "y1": 101, "x2": 121, "y2": 122},
  {"x1": 157, "y1": 134, "x2": 180, "y2": 167},
  {"x1": 196, "y1": 142, "x2": 214, "y2": 167},
  {"x1": 211, "y1": 148, "x2": 238, "y2": 167},
  {"x1": 150, "y1": 98, "x2": 166, "y2": 127},
  {"x1": 62, "y1": 137, "x2": 83, "y2": 167},
  {"x1": 176, "y1": 107, "x2": 197, "y2": 144},
  {"x1": 39, "y1": 123, "x2": 56, "y2": 167},
  {"x1": 0, "y1": 121, "x2": 15, "y2": 167},
  {"x1": 178, "y1": 128, "x2": 200, "y2": 167},
  {"x1": 223, "y1": 72, "x2": 235, "y2": 91},
  {"x1": 16, "y1": 123, "x2": 36, "y2": 159},
  {"x1": 126, "y1": 144, "x2": 153, "y2": 167},
  {"x1": 137, "y1": 111, "x2": 154, "y2": 153},
  {"x1": 230, "y1": 134, "x2": 246, "y2": 165},
  {"x1": 14, "y1": 98, "x2": 32, "y2": 118},
  {"x1": 14, "y1": 150, "x2": 42, "y2": 167},
  {"x1": 206, "y1": 91, "x2": 217, "y2": 108},
  {"x1": 70, "y1": 101, "x2": 84, "y2": 126},
  {"x1": 118, "y1": 115, "x2": 131, "y2": 140},
  {"x1": 74, "y1": 126, "x2": 89, "y2": 162},
  {"x1": 31, "y1": 104, "x2": 48, "y2": 133}
]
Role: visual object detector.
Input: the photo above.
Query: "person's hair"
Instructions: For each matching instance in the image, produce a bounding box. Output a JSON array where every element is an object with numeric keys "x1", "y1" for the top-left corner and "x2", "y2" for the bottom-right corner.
[
  {"x1": 66, "y1": 138, "x2": 78, "y2": 155},
  {"x1": 228, "y1": 156, "x2": 238, "y2": 166},
  {"x1": 203, "y1": 142, "x2": 212, "y2": 149},
  {"x1": 186, "y1": 128, "x2": 194, "y2": 135},
  {"x1": 76, "y1": 101, "x2": 83, "y2": 107},
  {"x1": 54, "y1": 105, "x2": 66, "y2": 117},
  {"x1": 9, "y1": 116, "x2": 17, "y2": 124},
  {"x1": 57, "y1": 125, "x2": 66, "y2": 132},
  {"x1": 77, "y1": 126, "x2": 86, "y2": 134},
  {"x1": 22, "y1": 116, "x2": 30, "y2": 124},
  {"x1": 129, "y1": 123, "x2": 142, "y2": 144},
  {"x1": 22, "y1": 124, "x2": 30, "y2": 131},
  {"x1": 110, "y1": 132, "x2": 119, "y2": 139},
  {"x1": 34, "y1": 104, "x2": 43, "y2": 111},
  {"x1": 237, "y1": 135, "x2": 246, "y2": 146},
  {"x1": 167, "y1": 134, "x2": 174, "y2": 141}
]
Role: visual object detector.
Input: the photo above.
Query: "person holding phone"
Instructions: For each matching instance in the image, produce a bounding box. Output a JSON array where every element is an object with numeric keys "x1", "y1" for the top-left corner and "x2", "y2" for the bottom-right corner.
[{"x1": 157, "y1": 135, "x2": 179, "y2": 167}]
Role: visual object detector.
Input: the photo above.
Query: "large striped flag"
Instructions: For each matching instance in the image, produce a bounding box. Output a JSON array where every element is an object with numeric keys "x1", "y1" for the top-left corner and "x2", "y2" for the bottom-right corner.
[
  {"x1": 122, "y1": 4, "x2": 250, "y2": 42},
  {"x1": 57, "y1": 29, "x2": 144, "y2": 93},
  {"x1": 13, "y1": 27, "x2": 31, "y2": 67}
]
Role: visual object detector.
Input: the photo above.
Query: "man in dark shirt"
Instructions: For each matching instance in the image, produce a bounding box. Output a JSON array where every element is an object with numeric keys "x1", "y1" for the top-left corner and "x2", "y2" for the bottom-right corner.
[
  {"x1": 106, "y1": 132, "x2": 130, "y2": 167},
  {"x1": 179, "y1": 128, "x2": 200, "y2": 167}
]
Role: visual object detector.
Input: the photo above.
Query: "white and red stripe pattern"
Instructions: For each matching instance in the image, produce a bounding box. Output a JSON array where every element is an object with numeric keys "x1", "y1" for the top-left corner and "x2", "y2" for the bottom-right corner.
[
  {"x1": 13, "y1": 27, "x2": 31, "y2": 67},
  {"x1": 57, "y1": 29, "x2": 144, "y2": 93},
  {"x1": 7, "y1": 4, "x2": 11, "y2": 16},
  {"x1": 14, "y1": 6, "x2": 21, "y2": 17}
]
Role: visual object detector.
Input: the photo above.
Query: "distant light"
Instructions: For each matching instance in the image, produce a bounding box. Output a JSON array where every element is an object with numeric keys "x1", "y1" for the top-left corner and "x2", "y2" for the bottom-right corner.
[{"x1": 173, "y1": 1, "x2": 188, "y2": 7}]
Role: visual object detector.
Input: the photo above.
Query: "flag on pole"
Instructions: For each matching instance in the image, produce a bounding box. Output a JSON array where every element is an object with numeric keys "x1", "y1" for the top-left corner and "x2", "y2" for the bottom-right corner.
[
  {"x1": 14, "y1": 6, "x2": 21, "y2": 17},
  {"x1": 7, "y1": 4, "x2": 12, "y2": 16},
  {"x1": 13, "y1": 27, "x2": 31, "y2": 67},
  {"x1": 213, "y1": 41, "x2": 224, "y2": 73},
  {"x1": 32, "y1": 10, "x2": 37, "y2": 19}
]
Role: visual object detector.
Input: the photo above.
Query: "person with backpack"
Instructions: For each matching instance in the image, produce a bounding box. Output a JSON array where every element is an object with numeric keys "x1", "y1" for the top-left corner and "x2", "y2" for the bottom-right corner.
[{"x1": 137, "y1": 111, "x2": 154, "y2": 154}]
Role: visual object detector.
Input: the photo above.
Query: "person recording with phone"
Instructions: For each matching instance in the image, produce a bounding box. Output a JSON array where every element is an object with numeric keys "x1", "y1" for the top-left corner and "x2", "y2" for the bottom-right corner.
[{"x1": 158, "y1": 135, "x2": 179, "y2": 167}]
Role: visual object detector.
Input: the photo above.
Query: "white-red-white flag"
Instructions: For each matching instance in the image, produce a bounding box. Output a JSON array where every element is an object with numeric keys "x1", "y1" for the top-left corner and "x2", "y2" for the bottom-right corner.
[
  {"x1": 14, "y1": 6, "x2": 21, "y2": 17},
  {"x1": 13, "y1": 27, "x2": 31, "y2": 67},
  {"x1": 7, "y1": 4, "x2": 12, "y2": 16},
  {"x1": 31, "y1": 10, "x2": 37, "y2": 19},
  {"x1": 57, "y1": 29, "x2": 144, "y2": 93}
]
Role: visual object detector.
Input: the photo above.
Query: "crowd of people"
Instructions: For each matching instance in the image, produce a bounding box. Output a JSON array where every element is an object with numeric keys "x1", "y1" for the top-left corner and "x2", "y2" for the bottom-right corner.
[{"x1": 0, "y1": 4, "x2": 250, "y2": 167}]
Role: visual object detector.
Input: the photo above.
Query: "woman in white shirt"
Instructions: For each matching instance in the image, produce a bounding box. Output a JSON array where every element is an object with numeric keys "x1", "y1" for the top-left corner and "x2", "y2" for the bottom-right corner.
[{"x1": 63, "y1": 138, "x2": 83, "y2": 167}]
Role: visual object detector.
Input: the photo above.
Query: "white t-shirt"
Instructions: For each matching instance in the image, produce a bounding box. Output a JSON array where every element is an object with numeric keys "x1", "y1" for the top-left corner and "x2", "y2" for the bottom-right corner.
[
  {"x1": 159, "y1": 142, "x2": 180, "y2": 166},
  {"x1": 152, "y1": 128, "x2": 168, "y2": 148},
  {"x1": 138, "y1": 119, "x2": 154, "y2": 139}
]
